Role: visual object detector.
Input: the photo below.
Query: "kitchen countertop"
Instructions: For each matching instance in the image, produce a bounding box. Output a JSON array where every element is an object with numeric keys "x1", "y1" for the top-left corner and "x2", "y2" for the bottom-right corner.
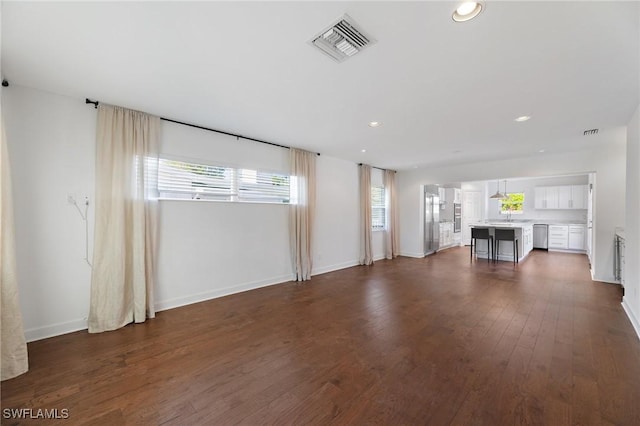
[
  {"x1": 531, "y1": 220, "x2": 588, "y2": 225},
  {"x1": 480, "y1": 220, "x2": 587, "y2": 226},
  {"x1": 470, "y1": 221, "x2": 533, "y2": 228}
]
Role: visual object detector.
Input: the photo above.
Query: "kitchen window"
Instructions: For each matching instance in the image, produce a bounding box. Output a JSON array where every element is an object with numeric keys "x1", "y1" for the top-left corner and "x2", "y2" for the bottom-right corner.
[
  {"x1": 500, "y1": 193, "x2": 524, "y2": 214},
  {"x1": 372, "y1": 186, "x2": 386, "y2": 230}
]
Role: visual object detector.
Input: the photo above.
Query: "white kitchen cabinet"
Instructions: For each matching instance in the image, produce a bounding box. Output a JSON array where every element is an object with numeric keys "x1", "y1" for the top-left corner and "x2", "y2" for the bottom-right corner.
[
  {"x1": 558, "y1": 186, "x2": 572, "y2": 209},
  {"x1": 454, "y1": 188, "x2": 461, "y2": 204},
  {"x1": 535, "y1": 186, "x2": 559, "y2": 209},
  {"x1": 548, "y1": 225, "x2": 569, "y2": 249},
  {"x1": 522, "y1": 226, "x2": 533, "y2": 254},
  {"x1": 571, "y1": 185, "x2": 587, "y2": 209},
  {"x1": 534, "y1": 187, "x2": 546, "y2": 209},
  {"x1": 568, "y1": 225, "x2": 585, "y2": 250},
  {"x1": 439, "y1": 222, "x2": 454, "y2": 249},
  {"x1": 535, "y1": 185, "x2": 587, "y2": 210},
  {"x1": 546, "y1": 187, "x2": 559, "y2": 209}
]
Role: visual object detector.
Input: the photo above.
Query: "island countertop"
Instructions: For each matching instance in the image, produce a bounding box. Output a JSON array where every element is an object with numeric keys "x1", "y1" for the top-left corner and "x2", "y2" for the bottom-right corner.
[{"x1": 469, "y1": 221, "x2": 534, "y2": 229}]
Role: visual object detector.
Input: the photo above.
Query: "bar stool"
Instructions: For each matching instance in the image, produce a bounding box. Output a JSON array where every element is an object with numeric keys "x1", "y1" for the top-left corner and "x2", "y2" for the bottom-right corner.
[
  {"x1": 471, "y1": 228, "x2": 493, "y2": 263},
  {"x1": 494, "y1": 228, "x2": 518, "y2": 264}
]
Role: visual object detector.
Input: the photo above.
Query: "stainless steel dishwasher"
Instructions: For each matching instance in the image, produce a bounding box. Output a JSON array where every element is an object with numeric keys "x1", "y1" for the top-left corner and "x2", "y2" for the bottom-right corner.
[{"x1": 533, "y1": 224, "x2": 548, "y2": 249}]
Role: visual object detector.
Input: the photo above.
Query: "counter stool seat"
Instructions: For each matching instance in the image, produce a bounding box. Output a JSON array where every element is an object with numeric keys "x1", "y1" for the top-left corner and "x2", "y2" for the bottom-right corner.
[
  {"x1": 494, "y1": 228, "x2": 518, "y2": 264},
  {"x1": 471, "y1": 228, "x2": 493, "y2": 263}
]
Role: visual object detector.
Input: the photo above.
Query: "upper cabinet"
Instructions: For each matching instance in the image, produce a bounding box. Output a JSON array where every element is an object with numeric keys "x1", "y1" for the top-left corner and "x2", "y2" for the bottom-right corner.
[
  {"x1": 440, "y1": 188, "x2": 461, "y2": 204},
  {"x1": 534, "y1": 186, "x2": 559, "y2": 209},
  {"x1": 535, "y1": 185, "x2": 587, "y2": 210},
  {"x1": 570, "y1": 185, "x2": 587, "y2": 209}
]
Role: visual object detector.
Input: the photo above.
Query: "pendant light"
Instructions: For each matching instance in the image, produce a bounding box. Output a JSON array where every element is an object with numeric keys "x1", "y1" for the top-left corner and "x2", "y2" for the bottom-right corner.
[{"x1": 489, "y1": 180, "x2": 506, "y2": 199}]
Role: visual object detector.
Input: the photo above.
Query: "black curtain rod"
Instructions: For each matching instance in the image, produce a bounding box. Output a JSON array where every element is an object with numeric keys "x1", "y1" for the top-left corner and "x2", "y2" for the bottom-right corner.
[
  {"x1": 85, "y1": 98, "x2": 320, "y2": 156},
  {"x1": 358, "y1": 163, "x2": 396, "y2": 173}
]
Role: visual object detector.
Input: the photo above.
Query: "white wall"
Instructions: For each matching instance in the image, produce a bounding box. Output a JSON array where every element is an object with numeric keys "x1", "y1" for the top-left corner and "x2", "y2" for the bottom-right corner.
[
  {"x1": 398, "y1": 133, "x2": 626, "y2": 283},
  {"x1": 4, "y1": 85, "x2": 366, "y2": 341},
  {"x1": 313, "y1": 155, "x2": 360, "y2": 274},
  {"x1": 156, "y1": 121, "x2": 293, "y2": 310},
  {"x1": 623, "y1": 104, "x2": 640, "y2": 337},
  {"x1": 3, "y1": 86, "x2": 96, "y2": 341},
  {"x1": 485, "y1": 175, "x2": 588, "y2": 222}
]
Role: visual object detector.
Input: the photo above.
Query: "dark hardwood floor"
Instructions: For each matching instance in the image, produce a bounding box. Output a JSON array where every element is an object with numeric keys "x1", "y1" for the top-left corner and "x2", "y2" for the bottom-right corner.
[{"x1": 2, "y1": 248, "x2": 639, "y2": 425}]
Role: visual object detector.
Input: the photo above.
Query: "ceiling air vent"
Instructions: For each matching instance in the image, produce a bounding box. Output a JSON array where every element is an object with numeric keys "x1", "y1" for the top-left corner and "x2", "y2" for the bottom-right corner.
[
  {"x1": 583, "y1": 128, "x2": 599, "y2": 136},
  {"x1": 310, "y1": 15, "x2": 375, "y2": 63}
]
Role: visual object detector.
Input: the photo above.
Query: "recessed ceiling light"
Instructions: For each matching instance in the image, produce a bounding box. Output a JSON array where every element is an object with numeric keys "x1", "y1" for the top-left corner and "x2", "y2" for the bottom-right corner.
[
  {"x1": 368, "y1": 121, "x2": 381, "y2": 127},
  {"x1": 452, "y1": 2, "x2": 483, "y2": 22},
  {"x1": 539, "y1": 149, "x2": 545, "y2": 153},
  {"x1": 361, "y1": 149, "x2": 367, "y2": 153},
  {"x1": 514, "y1": 115, "x2": 531, "y2": 122}
]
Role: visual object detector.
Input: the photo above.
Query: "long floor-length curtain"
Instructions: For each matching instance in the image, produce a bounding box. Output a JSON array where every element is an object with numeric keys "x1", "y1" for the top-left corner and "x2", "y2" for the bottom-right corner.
[
  {"x1": 1, "y1": 120, "x2": 29, "y2": 380},
  {"x1": 88, "y1": 105, "x2": 160, "y2": 333},
  {"x1": 289, "y1": 148, "x2": 316, "y2": 281},
  {"x1": 384, "y1": 169, "x2": 400, "y2": 259},
  {"x1": 359, "y1": 164, "x2": 374, "y2": 265}
]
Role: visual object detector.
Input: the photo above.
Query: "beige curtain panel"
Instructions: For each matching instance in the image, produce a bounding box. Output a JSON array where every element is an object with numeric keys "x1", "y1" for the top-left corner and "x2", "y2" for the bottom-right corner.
[
  {"x1": 289, "y1": 148, "x2": 316, "y2": 281},
  {"x1": 88, "y1": 105, "x2": 160, "y2": 333},
  {"x1": 359, "y1": 164, "x2": 374, "y2": 266},
  {"x1": 384, "y1": 169, "x2": 400, "y2": 259},
  {"x1": 1, "y1": 120, "x2": 29, "y2": 380}
]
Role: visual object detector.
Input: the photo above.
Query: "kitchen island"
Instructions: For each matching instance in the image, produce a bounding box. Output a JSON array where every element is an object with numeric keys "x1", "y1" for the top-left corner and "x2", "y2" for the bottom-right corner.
[{"x1": 469, "y1": 222, "x2": 534, "y2": 262}]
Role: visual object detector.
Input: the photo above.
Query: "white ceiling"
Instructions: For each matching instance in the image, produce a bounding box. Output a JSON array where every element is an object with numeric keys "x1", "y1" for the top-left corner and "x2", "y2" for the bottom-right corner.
[{"x1": 2, "y1": 1, "x2": 638, "y2": 170}]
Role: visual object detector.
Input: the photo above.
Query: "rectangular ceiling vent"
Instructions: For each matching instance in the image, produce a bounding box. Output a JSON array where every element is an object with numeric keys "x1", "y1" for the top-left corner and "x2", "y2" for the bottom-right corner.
[
  {"x1": 310, "y1": 15, "x2": 375, "y2": 63},
  {"x1": 583, "y1": 128, "x2": 599, "y2": 136}
]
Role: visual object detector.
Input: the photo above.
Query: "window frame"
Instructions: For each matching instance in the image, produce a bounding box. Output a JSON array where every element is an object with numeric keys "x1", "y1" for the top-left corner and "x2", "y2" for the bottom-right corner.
[
  {"x1": 371, "y1": 185, "x2": 386, "y2": 231},
  {"x1": 157, "y1": 156, "x2": 291, "y2": 205},
  {"x1": 499, "y1": 192, "x2": 525, "y2": 215}
]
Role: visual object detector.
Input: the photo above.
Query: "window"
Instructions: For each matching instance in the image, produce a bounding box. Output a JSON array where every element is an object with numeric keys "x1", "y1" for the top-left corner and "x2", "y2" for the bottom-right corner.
[
  {"x1": 371, "y1": 186, "x2": 386, "y2": 230},
  {"x1": 158, "y1": 158, "x2": 290, "y2": 203},
  {"x1": 500, "y1": 193, "x2": 524, "y2": 214},
  {"x1": 237, "y1": 168, "x2": 290, "y2": 203}
]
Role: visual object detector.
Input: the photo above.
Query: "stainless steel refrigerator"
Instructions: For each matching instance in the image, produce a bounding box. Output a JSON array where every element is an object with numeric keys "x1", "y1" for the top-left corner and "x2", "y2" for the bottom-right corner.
[{"x1": 424, "y1": 185, "x2": 440, "y2": 255}]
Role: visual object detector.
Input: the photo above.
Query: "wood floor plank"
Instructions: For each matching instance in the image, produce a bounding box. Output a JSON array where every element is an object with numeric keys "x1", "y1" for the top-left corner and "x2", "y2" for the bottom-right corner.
[{"x1": 2, "y1": 248, "x2": 639, "y2": 425}]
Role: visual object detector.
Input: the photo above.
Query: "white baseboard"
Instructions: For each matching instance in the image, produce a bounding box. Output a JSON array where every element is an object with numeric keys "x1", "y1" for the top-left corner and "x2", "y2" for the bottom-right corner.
[
  {"x1": 373, "y1": 254, "x2": 386, "y2": 262},
  {"x1": 399, "y1": 252, "x2": 425, "y2": 258},
  {"x1": 622, "y1": 298, "x2": 640, "y2": 341},
  {"x1": 312, "y1": 259, "x2": 359, "y2": 276},
  {"x1": 155, "y1": 273, "x2": 294, "y2": 312},
  {"x1": 548, "y1": 248, "x2": 587, "y2": 254},
  {"x1": 25, "y1": 274, "x2": 296, "y2": 342},
  {"x1": 25, "y1": 318, "x2": 88, "y2": 343},
  {"x1": 593, "y1": 278, "x2": 621, "y2": 285}
]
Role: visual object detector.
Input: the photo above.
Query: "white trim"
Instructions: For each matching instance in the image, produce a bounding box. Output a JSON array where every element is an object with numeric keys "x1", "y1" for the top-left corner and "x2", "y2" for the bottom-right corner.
[
  {"x1": 548, "y1": 248, "x2": 587, "y2": 254},
  {"x1": 312, "y1": 260, "x2": 359, "y2": 276},
  {"x1": 155, "y1": 274, "x2": 294, "y2": 312},
  {"x1": 622, "y1": 298, "x2": 640, "y2": 341},
  {"x1": 25, "y1": 318, "x2": 88, "y2": 343},
  {"x1": 399, "y1": 252, "x2": 425, "y2": 258},
  {"x1": 595, "y1": 278, "x2": 621, "y2": 285},
  {"x1": 373, "y1": 254, "x2": 386, "y2": 262}
]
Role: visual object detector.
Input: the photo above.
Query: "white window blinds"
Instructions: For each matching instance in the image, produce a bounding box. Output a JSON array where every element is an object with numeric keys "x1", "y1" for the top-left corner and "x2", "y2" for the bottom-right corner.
[
  {"x1": 371, "y1": 186, "x2": 386, "y2": 230},
  {"x1": 158, "y1": 158, "x2": 289, "y2": 203},
  {"x1": 238, "y1": 169, "x2": 290, "y2": 203}
]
